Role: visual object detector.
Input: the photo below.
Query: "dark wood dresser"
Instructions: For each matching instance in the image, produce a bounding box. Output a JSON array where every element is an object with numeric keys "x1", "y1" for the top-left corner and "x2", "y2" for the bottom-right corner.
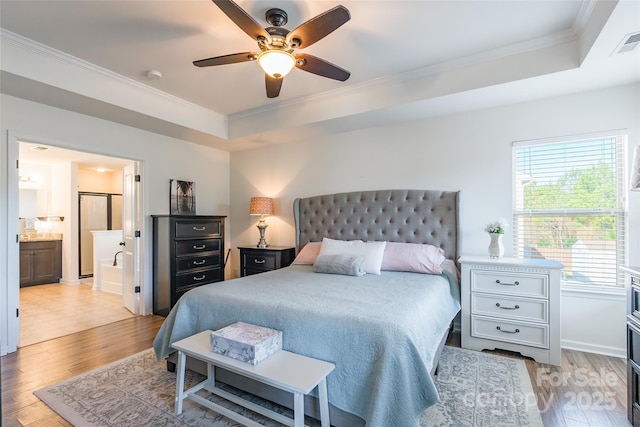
[
  {"x1": 624, "y1": 265, "x2": 640, "y2": 426},
  {"x1": 238, "y1": 246, "x2": 295, "y2": 277},
  {"x1": 152, "y1": 215, "x2": 226, "y2": 316}
]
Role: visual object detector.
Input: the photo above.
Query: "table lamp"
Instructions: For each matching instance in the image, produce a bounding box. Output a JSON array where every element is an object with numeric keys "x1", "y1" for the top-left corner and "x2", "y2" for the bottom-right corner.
[{"x1": 249, "y1": 197, "x2": 274, "y2": 248}]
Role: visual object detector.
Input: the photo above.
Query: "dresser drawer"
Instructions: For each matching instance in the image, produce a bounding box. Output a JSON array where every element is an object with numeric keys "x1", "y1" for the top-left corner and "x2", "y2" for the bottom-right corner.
[
  {"x1": 175, "y1": 220, "x2": 222, "y2": 238},
  {"x1": 471, "y1": 315, "x2": 549, "y2": 349},
  {"x1": 175, "y1": 239, "x2": 221, "y2": 256},
  {"x1": 472, "y1": 294, "x2": 548, "y2": 323},
  {"x1": 176, "y1": 254, "x2": 221, "y2": 273},
  {"x1": 471, "y1": 270, "x2": 548, "y2": 299},
  {"x1": 630, "y1": 362, "x2": 640, "y2": 426},
  {"x1": 629, "y1": 318, "x2": 640, "y2": 366},
  {"x1": 242, "y1": 252, "x2": 276, "y2": 271},
  {"x1": 176, "y1": 267, "x2": 221, "y2": 290}
]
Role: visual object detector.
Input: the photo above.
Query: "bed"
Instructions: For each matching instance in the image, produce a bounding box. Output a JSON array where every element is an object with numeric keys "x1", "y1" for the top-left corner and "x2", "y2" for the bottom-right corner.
[{"x1": 153, "y1": 189, "x2": 461, "y2": 427}]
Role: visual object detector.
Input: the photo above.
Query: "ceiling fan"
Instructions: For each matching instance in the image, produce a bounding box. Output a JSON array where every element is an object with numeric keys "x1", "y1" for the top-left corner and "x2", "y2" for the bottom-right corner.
[{"x1": 194, "y1": 0, "x2": 351, "y2": 98}]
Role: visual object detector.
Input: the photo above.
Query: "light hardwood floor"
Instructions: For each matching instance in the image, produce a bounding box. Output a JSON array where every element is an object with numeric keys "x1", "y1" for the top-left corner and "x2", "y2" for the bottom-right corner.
[
  {"x1": 1, "y1": 315, "x2": 166, "y2": 426},
  {"x1": 1, "y1": 322, "x2": 631, "y2": 426},
  {"x1": 446, "y1": 333, "x2": 630, "y2": 427},
  {"x1": 19, "y1": 283, "x2": 135, "y2": 347}
]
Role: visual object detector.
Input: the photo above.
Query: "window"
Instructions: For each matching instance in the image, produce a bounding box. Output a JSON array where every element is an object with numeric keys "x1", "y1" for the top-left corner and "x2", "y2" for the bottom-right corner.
[{"x1": 512, "y1": 132, "x2": 627, "y2": 288}]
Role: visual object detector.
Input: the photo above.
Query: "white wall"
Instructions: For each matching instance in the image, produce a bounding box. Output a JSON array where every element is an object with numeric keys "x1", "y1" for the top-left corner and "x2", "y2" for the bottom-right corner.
[
  {"x1": 230, "y1": 83, "x2": 640, "y2": 357},
  {"x1": 0, "y1": 94, "x2": 230, "y2": 354}
]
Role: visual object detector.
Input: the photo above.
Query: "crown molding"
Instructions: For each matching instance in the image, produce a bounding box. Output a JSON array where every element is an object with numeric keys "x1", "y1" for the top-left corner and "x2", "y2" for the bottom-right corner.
[
  {"x1": 0, "y1": 29, "x2": 216, "y2": 112},
  {"x1": 573, "y1": 0, "x2": 598, "y2": 36},
  {"x1": 1, "y1": 29, "x2": 229, "y2": 140},
  {"x1": 230, "y1": 28, "x2": 579, "y2": 123}
]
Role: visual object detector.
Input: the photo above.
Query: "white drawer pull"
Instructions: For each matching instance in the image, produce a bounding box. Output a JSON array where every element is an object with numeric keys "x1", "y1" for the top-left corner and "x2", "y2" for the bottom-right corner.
[
  {"x1": 193, "y1": 275, "x2": 206, "y2": 281},
  {"x1": 495, "y1": 279, "x2": 519, "y2": 286},
  {"x1": 254, "y1": 259, "x2": 266, "y2": 264},
  {"x1": 193, "y1": 226, "x2": 206, "y2": 231},
  {"x1": 496, "y1": 303, "x2": 520, "y2": 310},
  {"x1": 193, "y1": 260, "x2": 206, "y2": 265},
  {"x1": 496, "y1": 326, "x2": 520, "y2": 334},
  {"x1": 192, "y1": 245, "x2": 206, "y2": 250}
]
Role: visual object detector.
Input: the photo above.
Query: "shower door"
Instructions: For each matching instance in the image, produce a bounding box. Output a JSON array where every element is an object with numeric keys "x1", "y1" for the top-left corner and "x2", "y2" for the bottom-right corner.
[{"x1": 78, "y1": 193, "x2": 123, "y2": 278}]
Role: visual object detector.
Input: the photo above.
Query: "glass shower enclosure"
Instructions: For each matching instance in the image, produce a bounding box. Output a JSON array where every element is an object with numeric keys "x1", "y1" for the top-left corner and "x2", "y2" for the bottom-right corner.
[{"x1": 79, "y1": 192, "x2": 122, "y2": 278}]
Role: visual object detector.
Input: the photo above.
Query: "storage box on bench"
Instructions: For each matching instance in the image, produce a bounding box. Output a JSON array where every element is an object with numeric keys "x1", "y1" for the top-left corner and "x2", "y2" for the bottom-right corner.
[{"x1": 210, "y1": 321, "x2": 282, "y2": 365}]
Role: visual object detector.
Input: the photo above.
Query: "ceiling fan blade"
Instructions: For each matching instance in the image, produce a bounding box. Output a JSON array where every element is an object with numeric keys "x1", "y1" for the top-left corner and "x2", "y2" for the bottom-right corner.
[
  {"x1": 265, "y1": 74, "x2": 283, "y2": 98},
  {"x1": 212, "y1": 0, "x2": 271, "y2": 42},
  {"x1": 295, "y1": 53, "x2": 350, "y2": 81},
  {"x1": 286, "y1": 5, "x2": 350, "y2": 49},
  {"x1": 193, "y1": 52, "x2": 257, "y2": 67}
]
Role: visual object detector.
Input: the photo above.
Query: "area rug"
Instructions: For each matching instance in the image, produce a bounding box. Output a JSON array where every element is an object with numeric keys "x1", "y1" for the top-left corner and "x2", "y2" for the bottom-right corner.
[{"x1": 34, "y1": 345, "x2": 542, "y2": 427}]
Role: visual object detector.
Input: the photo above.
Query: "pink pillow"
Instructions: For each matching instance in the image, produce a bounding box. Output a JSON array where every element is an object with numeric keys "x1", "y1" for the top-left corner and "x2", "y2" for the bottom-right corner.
[
  {"x1": 292, "y1": 242, "x2": 322, "y2": 265},
  {"x1": 381, "y1": 242, "x2": 445, "y2": 274}
]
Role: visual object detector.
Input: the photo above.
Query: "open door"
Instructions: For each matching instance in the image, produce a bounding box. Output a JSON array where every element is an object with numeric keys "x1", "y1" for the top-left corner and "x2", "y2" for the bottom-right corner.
[{"x1": 122, "y1": 163, "x2": 140, "y2": 314}]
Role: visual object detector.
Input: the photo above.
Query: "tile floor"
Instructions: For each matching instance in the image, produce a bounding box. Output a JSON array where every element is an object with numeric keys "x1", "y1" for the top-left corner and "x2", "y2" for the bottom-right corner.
[{"x1": 19, "y1": 282, "x2": 135, "y2": 347}]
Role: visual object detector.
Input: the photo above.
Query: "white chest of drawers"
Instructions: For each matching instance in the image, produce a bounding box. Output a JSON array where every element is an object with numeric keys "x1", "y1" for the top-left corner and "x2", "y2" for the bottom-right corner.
[{"x1": 460, "y1": 256, "x2": 564, "y2": 366}]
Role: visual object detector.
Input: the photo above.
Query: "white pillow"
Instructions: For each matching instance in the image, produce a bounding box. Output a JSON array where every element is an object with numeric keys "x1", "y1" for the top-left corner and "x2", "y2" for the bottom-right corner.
[
  {"x1": 318, "y1": 238, "x2": 386, "y2": 275},
  {"x1": 381, "y1": 242, "x2": 445, "y2": 274}
]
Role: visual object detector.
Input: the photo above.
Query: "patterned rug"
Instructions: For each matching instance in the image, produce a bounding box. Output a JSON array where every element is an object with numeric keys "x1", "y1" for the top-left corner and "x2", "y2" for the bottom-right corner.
[{"x1": 34, "y1": 345, "x2": 542, "y2": 426}]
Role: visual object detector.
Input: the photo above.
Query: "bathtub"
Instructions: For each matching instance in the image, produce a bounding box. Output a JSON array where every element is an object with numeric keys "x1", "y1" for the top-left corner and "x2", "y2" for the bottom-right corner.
[{"x1": 99, "y1": 262, "x2": 123, "y2": 295}]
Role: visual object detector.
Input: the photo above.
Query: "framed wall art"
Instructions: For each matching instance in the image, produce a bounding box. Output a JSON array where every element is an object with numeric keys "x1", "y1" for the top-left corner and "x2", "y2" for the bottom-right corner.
[{"x1": 170, "y1": 179, "x2": 196, "y2": 215}]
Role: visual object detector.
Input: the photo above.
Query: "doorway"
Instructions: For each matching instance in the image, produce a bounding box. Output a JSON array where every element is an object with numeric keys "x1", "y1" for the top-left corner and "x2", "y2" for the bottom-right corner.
[
  {"x1": 79, "y1": 192, "x2": 123, "y2": 279},
  {"x1": 11, "y1": 138, "x2": 142, "y2": 349}
]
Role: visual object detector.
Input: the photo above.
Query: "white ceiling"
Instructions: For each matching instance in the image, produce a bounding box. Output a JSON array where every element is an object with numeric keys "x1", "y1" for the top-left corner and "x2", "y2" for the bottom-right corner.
[
  {"x1": 19, "y1": 141, "x2": 132, "y2": 170},
  {"x1": 1, "y1": 0, "x2": 639, "y2": 154}
]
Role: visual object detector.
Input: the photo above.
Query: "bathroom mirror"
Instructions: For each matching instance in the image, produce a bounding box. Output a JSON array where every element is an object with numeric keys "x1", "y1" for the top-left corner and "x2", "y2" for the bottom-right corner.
[
  {"x1": 19, "y1": 189, "x2": 52, "y2": 219},
  {"x1": 19, "y1": 189, "x2": 38, "y2": 218}
]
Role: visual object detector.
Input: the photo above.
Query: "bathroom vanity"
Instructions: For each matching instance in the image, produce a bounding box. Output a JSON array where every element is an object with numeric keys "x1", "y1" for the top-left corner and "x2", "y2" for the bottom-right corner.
[{"x1": 19, "y1": 237, "x2": 62, "y2": 287}]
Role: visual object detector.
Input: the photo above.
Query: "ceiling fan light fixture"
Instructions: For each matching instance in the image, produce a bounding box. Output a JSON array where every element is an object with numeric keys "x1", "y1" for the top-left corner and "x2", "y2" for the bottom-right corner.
[{"x1": 257, "y1": 50, "x2": 295, "y2": 79}]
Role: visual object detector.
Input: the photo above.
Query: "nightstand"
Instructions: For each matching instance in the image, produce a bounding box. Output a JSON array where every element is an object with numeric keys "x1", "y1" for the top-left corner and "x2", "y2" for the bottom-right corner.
[
  {"x1": 238, "y1": 246, "x2": 296, "y2": 277},
  {"x1": 459, "y1": 256, "x2": 564, "y2": 366}
]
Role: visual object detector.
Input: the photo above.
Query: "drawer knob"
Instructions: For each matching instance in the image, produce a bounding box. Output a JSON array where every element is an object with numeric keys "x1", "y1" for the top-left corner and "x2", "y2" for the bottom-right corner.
[
  {"x1": 496, "y1": 303, "x2": 520, "y2": 310},
  {"x1": 193, "y1": 260, "x2": 206, "y2": 265},
  {"x1": 192, "y1": 245, "x2": 206, "y2": 250},
  {"x1": 193, "y1": 226, "x2": 206, "y2": 231},
  {"x1": 193, "y1": 275, "x2": 206, "y2": 281},
  {"x1": 496, "y1": 326, "x2": 520, "y2": 334},
  {"x1": 254, "y1": 258, "x2": 266, "y2": 264},
  {"x1": 495, "y1": 279, "x2": 519, "y2": 286}
]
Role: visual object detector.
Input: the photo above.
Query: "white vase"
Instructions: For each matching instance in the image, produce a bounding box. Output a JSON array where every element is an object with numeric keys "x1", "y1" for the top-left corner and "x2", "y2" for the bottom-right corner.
[{"x1": 488, "y1": 233, "x2": 504, "y2": 259}]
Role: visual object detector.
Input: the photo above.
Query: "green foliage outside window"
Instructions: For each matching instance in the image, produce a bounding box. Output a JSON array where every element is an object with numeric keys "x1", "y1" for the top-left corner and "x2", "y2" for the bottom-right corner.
[{"x1": 522, "y1": 162, "x2": 617, "y2": 249}]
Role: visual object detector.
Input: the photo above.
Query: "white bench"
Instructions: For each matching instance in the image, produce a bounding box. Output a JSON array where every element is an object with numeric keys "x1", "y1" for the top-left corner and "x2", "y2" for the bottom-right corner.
[{"x1": 171, "y1": 330, "x2": 335, "y2": 427}]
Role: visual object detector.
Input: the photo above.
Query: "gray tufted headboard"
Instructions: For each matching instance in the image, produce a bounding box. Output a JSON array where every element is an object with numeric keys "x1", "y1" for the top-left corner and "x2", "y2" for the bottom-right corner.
[{"x1": 293, "y1": 189, "x2": 460, "y2": 261}]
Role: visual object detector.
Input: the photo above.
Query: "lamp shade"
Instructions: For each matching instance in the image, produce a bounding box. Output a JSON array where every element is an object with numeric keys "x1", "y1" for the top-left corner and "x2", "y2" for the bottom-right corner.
[
  {"x1": 257, "y1": 50, "x2": 295, "y2": 78},
  {"x1": 249, "y1": 197, "x2": 274, "y2": 216},
  {"x1": 632, "y1": 146, "x2": 640, "y2": 191}
]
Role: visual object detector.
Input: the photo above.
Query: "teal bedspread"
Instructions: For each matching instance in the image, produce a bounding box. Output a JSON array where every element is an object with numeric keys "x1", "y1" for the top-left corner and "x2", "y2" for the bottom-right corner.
[{"x1": 153, "y1": 265, "x2": 460, "y2": 427}]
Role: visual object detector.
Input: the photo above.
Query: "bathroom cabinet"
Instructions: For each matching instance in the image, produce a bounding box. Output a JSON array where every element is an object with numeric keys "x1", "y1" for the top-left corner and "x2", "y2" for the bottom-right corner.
[{"x1": 19, "y1": 240, "x2": 62, "y2": 287}]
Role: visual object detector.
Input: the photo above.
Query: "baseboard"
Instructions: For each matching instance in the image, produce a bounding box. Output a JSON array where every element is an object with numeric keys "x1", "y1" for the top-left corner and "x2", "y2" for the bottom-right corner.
[
  {"x1": 59, "y1": 278, "x2": 82, "y2": 285},
  {"x1": 562, "y1": 339, "x2": 626, "y2": 359}
]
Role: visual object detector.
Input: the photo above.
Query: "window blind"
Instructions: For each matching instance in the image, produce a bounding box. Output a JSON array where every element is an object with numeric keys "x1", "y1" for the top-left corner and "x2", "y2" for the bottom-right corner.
[{"x1": 512, "y1": 134, "x2": 626, "y2": 287}]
